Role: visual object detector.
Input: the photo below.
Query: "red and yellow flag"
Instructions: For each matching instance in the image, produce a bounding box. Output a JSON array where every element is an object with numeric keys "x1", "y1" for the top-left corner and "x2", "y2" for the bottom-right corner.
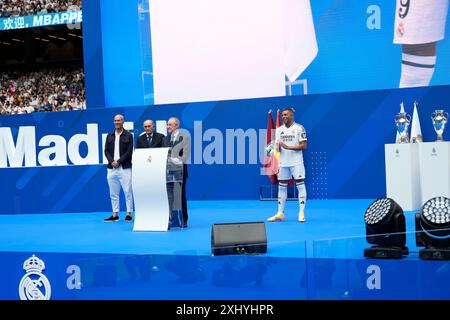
[
  {"x1": 263, "y1": 110, "x2": 278, "y2": 184},
  {"x1": 271, "y1": 109, "x2": 281, "y2": 177}
]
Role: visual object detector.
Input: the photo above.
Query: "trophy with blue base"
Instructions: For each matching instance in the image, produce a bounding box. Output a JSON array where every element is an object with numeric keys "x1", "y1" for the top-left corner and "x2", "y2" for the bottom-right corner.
[
  {"x1": 395, "y1": 112, "x2": 411, "y2": 144},
  {"x1": 431, "y1": 110, "x2": 448, "y2": 142}
]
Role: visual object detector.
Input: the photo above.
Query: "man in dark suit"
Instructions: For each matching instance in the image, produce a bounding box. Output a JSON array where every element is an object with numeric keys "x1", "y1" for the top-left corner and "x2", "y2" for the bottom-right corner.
[
  {"x1": 104, "y1": 114, "x2": 134, "y2": 222},
  {"x1": 136, "y1": 120, "x2": 165, "y2": 148},
  {"x1": 164, "y1": 117, "x2": 190, "y2": 228}
]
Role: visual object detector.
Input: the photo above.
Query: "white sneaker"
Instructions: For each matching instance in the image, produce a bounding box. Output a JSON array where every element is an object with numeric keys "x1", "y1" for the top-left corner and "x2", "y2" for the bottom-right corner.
[
  {"x1": 298, "y1": 212, "x2": 306, "y2": 223},
  {"x1": 267, "y1": 212, "x2": 285, "y2": 222}
]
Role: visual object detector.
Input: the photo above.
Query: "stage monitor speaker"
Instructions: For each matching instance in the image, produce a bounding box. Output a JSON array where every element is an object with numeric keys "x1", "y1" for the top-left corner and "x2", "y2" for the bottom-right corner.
[{"x1": 211, "y1": 222, "x2": 267, "y2": 255}]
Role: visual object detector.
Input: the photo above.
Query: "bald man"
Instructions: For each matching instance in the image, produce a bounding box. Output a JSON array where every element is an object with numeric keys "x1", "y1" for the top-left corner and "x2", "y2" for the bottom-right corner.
[
  {"x1": 137, "y1": 120, "x2": 165, "y2": 148},
  {"x1": 104, "y1": 114, "x2": 134, "y2": 222}
]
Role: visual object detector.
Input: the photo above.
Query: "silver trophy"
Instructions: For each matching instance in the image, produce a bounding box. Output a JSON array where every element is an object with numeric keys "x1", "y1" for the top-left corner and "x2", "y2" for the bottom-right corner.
[
  {"x1": 395, "y1": 112, "x2": 411, "y2": 143},
  {"x1": 431, "y1": 110, "x2": 448, "y2": 142}
]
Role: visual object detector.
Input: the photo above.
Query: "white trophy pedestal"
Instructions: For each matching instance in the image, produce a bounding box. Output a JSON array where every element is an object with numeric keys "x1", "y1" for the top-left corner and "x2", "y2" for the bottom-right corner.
[
  {"x1": 418, "y1": 142, "x2": 450, "y2": 203},
  {"x1": 385, "y1": 143, "x2": 422, "y2": 211}
]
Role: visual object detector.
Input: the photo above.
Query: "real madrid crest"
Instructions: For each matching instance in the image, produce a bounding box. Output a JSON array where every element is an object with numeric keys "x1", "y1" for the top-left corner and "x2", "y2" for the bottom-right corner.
[
  {"x1": 431, "y1": 148, "x2": 437, "y2": 156},
  {"x1": 147, "y1": 155, "x2": 152, "y2": 163},
  {"x1": 18, "y1": 255, "x2": 51, "y2": 300}
]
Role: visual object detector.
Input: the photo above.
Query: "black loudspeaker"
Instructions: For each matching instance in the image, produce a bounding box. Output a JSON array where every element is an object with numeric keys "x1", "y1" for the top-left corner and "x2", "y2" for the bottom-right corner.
[{"x1": 211, "y1": 222, "x2": 267, "y2": 255}]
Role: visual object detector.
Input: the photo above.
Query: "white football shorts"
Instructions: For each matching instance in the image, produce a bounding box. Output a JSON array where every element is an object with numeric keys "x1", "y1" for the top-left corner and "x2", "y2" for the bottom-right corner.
[
  {"x1": 393, "y1": 0, "x2": 449, "y2": 44},
  {"x1": 278, "y1": 164, "x2": 305, "y2": 181}
]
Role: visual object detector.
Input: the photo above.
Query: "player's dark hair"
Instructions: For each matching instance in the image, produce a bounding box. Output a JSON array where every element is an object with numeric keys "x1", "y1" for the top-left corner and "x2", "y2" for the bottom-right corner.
[{"x1": 282, "y1": 107, "x2": 295, "y2": 113}]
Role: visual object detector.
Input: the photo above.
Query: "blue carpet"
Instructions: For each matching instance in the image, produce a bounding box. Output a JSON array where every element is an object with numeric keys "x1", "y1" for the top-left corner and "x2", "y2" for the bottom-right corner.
[{"x1": 0, "y1": 199, "x2": 420, "y2": 258}]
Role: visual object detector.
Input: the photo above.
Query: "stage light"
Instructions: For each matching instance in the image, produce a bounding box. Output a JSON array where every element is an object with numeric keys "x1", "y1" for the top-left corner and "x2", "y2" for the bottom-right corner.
[
  {"x1": 416, "y1": 196, "x2": 450, "y2": 260},
  {"x1": 364, "y1": 198, "x2": 408, "y2": 259}
]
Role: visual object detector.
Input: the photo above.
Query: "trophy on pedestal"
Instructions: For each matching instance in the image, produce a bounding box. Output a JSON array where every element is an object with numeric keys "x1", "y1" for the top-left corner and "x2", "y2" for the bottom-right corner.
[
  {"x1": 431, "y1": 110, "x2": 448, "y2": 142},
  {"x1": 395, "y1": 111, "x2": 411, "y2": 144}
]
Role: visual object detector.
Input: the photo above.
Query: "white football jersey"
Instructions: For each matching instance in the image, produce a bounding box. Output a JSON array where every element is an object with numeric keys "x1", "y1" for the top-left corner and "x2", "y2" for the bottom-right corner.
[
  {"x1": 393, "y1": 0, "x2": 449, "y2": 44},
  {"x1": 276, "y1": 122, "x2": 307, "y2": 167}
]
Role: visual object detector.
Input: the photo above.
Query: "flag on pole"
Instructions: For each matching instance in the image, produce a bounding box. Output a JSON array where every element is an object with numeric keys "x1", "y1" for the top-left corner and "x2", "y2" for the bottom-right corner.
[
  {"x1": 272, "y1": 109, "x2": 281, "y2": 179},
  {"x1": 410, "y1": 101, "x2": 423, "y2": 143},
  {"x1": 275, "y1": 109, "x2": 281, "y2": 128},
  {"x1": 396, "y1": 102, "x2": 405, "y2": 143},
  {"x1": 264, "y1": 110, "x2": 278, "y2": 184}
]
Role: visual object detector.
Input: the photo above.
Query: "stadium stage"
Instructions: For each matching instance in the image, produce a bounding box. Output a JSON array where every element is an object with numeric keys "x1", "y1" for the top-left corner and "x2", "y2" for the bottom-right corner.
[
  {"x1": 1, "y1": 199, "x2": 449, "y2": 300},
  {"x1": 2, "y1": 0, "x2": 450, "y2": 305}
]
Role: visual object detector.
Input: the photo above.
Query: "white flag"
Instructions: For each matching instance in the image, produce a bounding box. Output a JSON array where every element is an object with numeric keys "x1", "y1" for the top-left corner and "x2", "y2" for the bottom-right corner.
[
  {"x1": 396, "y1": 102, "x2": 405, "y2": 143},
  {"x1": 282, "y1": 0, "x2": 318, "y2": 83},
  {"x1": 410, "y1": 102, "x2": 423, "y2": 142}
]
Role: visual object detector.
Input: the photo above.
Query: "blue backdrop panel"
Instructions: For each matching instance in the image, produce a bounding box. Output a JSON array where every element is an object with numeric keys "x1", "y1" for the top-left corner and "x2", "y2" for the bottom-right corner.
[
  {"x1": 100, "y1": 0, "x2": 145, "y2": 108},
  {"x1": 308, "y1": 257, "x2": 450, "y2": 300},
  {"x1": 82, "y1": 0, "x2": 105, "y2": 109},
  {"x1": 83, "y1": 0, "x2": 145, "y2": 109},
  {"x1": 2, "y1": 251, "x2": 450, "y2": 300},
  {"x1": 0, "y1": 251, "x2": 307, "y2": 300},
  {"x1": 0, "y1": 85, "x2": 448, "y2": 214}
]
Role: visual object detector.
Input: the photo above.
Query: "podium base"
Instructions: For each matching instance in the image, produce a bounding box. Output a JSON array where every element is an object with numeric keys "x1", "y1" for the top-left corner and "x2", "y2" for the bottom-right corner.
[
  {"x1": 364, "y1": 246, "x2": 409, "y2": 259},
  {"x1": 419, "y1": 248, "x2": 450, "y2": 260},
  {"x1": 169, "y1": 210, "x2": 185, "y2": 229}
]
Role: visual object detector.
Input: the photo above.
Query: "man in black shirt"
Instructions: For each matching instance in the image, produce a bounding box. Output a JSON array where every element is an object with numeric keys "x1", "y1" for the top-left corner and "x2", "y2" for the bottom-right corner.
[{"x1": 104, "y1": 114, "x2": 134, "y2": 222}]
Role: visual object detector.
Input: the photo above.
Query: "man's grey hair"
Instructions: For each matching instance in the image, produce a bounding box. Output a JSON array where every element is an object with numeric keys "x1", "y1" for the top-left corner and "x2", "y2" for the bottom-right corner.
[{"x1": 168, "y1": 117, "x2": 180, "y2": 127}]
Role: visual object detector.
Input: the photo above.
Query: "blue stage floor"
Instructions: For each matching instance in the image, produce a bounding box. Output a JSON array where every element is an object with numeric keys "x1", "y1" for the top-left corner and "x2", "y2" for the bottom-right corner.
[
  {"x1": 0, "y1": 199, "x2": 420, "y2": 258},
  {"x1": 2, "y1": 200, "x2": 449, "y2": 300}
]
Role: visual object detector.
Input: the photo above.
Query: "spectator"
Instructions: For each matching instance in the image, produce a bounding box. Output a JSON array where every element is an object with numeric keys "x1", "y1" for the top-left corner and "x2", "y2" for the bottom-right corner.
[
  {"x1": 0, "y1": 0, "x2": 82, "y2": 17},
  {"x1": 0, "y1": 67, "x2": 86, "y2": 115}
]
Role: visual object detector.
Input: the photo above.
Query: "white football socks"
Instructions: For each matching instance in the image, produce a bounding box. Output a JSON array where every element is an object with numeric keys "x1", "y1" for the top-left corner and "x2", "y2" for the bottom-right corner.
[
  {"x1": 296, "y1": 181, "x2": 306, "y2": 213},
  {"x1": 277, "y1": 182, "x2": 288, "y2": 213},
  {"x1": 400, "y1": 53, "x2": 436, "y2": 88}
]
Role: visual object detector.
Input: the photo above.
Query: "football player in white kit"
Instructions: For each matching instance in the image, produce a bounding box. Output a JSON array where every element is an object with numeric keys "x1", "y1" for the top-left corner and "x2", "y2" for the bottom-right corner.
[
  {"x1": 394, "y1": 0, "x2": 449, "y2": 87},
  {"x1": 267, "y1": 108, "x2": 308, "y2": 223}
]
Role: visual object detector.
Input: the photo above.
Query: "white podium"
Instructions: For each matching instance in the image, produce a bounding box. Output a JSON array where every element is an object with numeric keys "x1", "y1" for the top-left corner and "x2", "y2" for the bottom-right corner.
[
  {"x1": 418, "y1": 142, "x2": 450, "y2": 203},
  {"x1": 132, "y1": 148, "x2": 184, "y2": 232},
  {"x1": 385, "y1": 143, "x2": 422, "y2": 211}
]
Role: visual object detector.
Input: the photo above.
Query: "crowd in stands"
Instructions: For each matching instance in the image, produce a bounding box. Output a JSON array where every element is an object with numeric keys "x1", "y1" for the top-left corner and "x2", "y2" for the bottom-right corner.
[
  {"x1": 0, "y1": 67, "x2": 86, "y2": 115},
  {"x1": 0, "y1": 0, "x2": 81, "y2": 18}
]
